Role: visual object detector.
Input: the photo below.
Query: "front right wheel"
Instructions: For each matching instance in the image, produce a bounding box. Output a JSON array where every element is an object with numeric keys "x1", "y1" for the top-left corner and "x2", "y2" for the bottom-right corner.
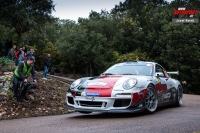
[{"x1": 145, "y1": 86, "x2": 158, "y2": 114}]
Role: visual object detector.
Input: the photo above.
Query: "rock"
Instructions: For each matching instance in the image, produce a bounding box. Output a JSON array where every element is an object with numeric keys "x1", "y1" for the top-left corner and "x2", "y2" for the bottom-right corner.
[
  {"x1": 29, "y1": 95, "x2": 34, "y2": 100},
  {"x1": 22, "y1": 108, "x2": 25, "y2": 111},
  {"x1": 0, "y1": 92, "x2": 7, "y2": 96},
  {"x1": 59, "y1": 107, "x2": 64, "y2": 111},
  {"x1": 3, "y1": 72, "x2": 10, "y2": 75},
  {"x1": 68, "y1": 110, "x2": 74, "y2": 113}
]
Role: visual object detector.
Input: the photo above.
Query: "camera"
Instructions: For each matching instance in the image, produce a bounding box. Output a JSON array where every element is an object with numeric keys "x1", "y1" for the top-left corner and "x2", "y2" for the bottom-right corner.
[{"x1": 23, "y1": 82, "x2": 37, "y2": 90}]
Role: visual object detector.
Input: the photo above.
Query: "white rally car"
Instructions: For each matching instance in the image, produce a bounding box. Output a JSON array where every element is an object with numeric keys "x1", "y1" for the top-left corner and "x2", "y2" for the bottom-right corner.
[{"x1": 66, "y1": 61, "x2": 183, "y2": 114}]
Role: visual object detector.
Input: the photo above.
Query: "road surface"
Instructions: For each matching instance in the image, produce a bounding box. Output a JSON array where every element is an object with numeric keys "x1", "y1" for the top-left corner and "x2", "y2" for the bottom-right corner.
[{"x1": 0, "y1": 94, "x2": 200, "y2": 133}]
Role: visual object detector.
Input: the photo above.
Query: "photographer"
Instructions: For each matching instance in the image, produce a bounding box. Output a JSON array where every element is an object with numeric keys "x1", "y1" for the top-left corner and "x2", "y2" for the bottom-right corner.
[{"x1": 13, "y1": 56, "x2": 37, "y2": 102}]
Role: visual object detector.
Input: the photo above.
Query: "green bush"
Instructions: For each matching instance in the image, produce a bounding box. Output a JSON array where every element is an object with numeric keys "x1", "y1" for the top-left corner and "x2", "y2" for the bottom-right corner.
[{"x1": 0, "y1": 57, "x2": 16, "y2": 72}]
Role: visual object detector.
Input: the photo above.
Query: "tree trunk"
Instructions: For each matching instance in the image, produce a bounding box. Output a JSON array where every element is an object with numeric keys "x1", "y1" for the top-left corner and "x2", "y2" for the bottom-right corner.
[
  {"x1": 17, "y1": 33, "x2": 22, "y2": 48},
  {"x1": 89, "y1": 61, "x2": 92, "y2": 76}
]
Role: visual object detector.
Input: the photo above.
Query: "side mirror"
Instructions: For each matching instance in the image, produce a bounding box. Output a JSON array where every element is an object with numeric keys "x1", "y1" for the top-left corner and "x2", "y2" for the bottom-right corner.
[{"x1": 155, "y1": 72, "x2": 164, "y2": 77}]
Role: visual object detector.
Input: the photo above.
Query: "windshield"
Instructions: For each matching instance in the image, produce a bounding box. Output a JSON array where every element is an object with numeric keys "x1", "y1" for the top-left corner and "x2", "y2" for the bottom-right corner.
[{"x1": 103, "y1": 64, "x2": 153, "y2": 76}]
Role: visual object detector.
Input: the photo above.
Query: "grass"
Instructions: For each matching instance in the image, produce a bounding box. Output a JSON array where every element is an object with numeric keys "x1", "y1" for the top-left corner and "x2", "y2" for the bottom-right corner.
[{"x1": 53, "y1": 90, "x2": 61, "y2": 96}]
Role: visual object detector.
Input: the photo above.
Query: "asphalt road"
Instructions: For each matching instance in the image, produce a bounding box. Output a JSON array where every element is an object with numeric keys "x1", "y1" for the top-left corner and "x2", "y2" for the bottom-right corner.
[{"x1": 0, "y1": 94, "x2": 200, "y2": 133}]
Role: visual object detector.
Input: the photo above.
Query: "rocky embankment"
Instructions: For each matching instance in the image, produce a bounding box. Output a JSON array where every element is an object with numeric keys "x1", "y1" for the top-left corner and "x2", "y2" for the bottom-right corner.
[{"x1": 0, "y1": 72, "x2": 72, "y2": 120}]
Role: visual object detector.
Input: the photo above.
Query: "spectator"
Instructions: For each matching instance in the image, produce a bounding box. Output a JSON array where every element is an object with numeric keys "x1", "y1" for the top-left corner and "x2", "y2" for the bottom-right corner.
[
  {"x1": 27, "y1": 48, "x2": 35, "y2": 62},
  {"x1": 182, "y1": 81, "x2": 188, "y2": 94},
  {"x1": 15, "y1": 48, "x2": 21, "y2": 66},
  {"x1": 24, "y1": 45, "x2": 28, "y2": 53},
  {"x1": 4, "y1": 38, "x2": 12, "y2": 56},
  {"x1": 10, "y1": 45, "x2": 16, "y2": 61},
  {"x1": 18, "y1": 47, "x2": 24, "y2": 63},
  {"x1": 22, "y1": 52, "x2": 28, "y2": 61},
  {"x1": 42, "y1": 54, "x2": 51, "y2": 80},
  {"x1": 13, "y1": 56, "x2": 37, "y2": 102}
]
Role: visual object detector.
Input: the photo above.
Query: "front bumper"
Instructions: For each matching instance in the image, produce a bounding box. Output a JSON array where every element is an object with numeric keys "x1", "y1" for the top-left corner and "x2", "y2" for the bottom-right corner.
[{"x1": 66, "y1": 92, "x2": 145, "y2": 113}]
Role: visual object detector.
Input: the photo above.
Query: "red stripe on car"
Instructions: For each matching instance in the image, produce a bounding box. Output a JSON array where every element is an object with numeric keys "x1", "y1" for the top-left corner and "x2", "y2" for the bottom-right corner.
[{"x1": 86, "y1": 76, "x2": 122, "y2": 97}]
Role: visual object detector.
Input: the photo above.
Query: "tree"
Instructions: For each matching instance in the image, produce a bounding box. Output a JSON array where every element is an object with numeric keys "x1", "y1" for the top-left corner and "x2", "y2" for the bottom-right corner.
[{"x1": 0, "y1": 0, "x2": 55, "y2": 46}]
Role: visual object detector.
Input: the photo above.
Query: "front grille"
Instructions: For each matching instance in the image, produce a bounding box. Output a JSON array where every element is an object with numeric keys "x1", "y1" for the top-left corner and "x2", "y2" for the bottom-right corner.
[
  {"x1": 79, "y1": 101, "x2": 103, "y2": 107},
  {"x1": 68, "y1": 97, "x2": 74, "y2": 104},
  {"x1": 113, "y1": 99, "x2": 131, "y2": 107}
]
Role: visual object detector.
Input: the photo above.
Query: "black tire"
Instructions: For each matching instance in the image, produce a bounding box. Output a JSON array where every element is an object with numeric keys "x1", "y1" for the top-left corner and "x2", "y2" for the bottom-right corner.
[
  {"x1": 175, "y1": 85, "x2": 183, "y2": 107},
  {"x1": 78, "y1": 111, "x2": 92, "y2": 114},
  {"x1": 145, "y1": 85, "x2": 158, "y2": 114}
]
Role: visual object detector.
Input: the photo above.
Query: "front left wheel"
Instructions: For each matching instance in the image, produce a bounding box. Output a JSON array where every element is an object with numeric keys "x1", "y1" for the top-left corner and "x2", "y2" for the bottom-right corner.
[{"x1": 145, "y1": 86, "x2": 158, "y2": 114}]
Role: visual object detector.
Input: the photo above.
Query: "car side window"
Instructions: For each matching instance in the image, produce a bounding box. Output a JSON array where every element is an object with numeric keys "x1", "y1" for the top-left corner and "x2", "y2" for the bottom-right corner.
[{"x1": 155, "y1": 64, "x2": 166, "y2": 77}]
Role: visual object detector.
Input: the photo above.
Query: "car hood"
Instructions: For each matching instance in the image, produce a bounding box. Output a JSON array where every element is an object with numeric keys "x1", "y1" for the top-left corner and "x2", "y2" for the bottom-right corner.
[{"x1": 79, "y1": 75, "x2": 146, "y2": 97}]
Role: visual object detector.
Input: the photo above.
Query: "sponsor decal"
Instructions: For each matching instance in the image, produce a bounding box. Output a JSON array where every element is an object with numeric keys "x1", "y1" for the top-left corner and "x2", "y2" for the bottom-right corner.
[
  {"x1": 85, "y1": 97, "x2": 95, "y2": 101},
  {"x1": 163, "y1": 92, "x2": 171, "y2": 99},
  {"x1": 157, "y1": 77, "x2": 161, "y2": 84},
  {"x1": 86, "y1": 92, "x2": 99, "y2": 97},
  {"x1": 88, "y1": 82, "x2": 107, "y2": 86},
  {"x1": 172, "y1": 7, "x2": 199, "y2": 23},
  {"x1": 113, "y1": 88, "x2": 124, "y2": 91}
]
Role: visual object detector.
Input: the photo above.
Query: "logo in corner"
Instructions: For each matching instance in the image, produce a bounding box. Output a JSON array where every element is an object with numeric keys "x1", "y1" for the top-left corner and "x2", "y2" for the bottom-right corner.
[{"x1": 172, "y1": 7, "x2": 199, "y2": 23}]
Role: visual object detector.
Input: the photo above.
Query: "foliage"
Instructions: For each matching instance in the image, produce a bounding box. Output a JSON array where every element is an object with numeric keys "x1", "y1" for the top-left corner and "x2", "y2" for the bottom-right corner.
[
  {"x1": 0, "y1": 57, "x2": 16, "y2": 72},
  {"x1": 113, "y1": 50, "x2": 148, "y2": 63},
  {"x1": 0, "y1": 0, "x2": 55, "y2": 46},
  {"x1": 1, "y1": 0, "x2": 200, "y2": 94},
  {"x1": 0, "y1": 57, "x2": 14, "y2": 65}
]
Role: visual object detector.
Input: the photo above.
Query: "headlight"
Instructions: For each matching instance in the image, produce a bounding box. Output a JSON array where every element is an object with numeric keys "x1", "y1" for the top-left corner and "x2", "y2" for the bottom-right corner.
[
  {"x1": 71, "y1": 79, "x2": 82, "y2": 89},
  {"x1": 122, "y1": 79, "x2": 137, "y2": 90}
]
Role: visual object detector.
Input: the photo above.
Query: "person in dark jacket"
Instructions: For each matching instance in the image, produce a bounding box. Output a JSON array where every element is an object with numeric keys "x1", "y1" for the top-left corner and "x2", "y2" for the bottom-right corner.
[
  {"x1": 5, "y1": 38, "x2": 12, "y2": 56},
  {"x1": 42, "y1": 54, "x2": 51, "y2": 80},
  {"x1": 13, "y1": 56, "x2": 37, "y2": 102},
  {"x1": 182, "y1": 81, "x2": 188, "y2": 94}
]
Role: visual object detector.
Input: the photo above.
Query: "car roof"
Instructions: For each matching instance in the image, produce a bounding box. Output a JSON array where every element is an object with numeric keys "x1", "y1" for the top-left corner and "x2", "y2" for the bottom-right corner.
[{"x1": 117, "y1": 61, "x2": 156, "y2": 66}]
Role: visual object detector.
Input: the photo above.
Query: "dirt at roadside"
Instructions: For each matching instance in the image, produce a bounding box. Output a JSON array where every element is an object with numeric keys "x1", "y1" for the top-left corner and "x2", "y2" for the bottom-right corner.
[{"x1": 0, "y1": 74, "x2": 72, "y2": 120}]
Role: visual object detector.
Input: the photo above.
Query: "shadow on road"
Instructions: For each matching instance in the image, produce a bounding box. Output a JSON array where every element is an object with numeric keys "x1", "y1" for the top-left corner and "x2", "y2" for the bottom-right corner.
[
  {"x1": 67, "y1": 112, "x2": 145, "y2": 119},
  {"x1": 67, "y1": 104, "x2": 183, "y2": 119}
]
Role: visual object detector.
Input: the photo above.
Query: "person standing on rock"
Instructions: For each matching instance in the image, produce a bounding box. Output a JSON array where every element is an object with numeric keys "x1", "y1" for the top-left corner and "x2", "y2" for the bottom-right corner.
[
  {"x1": 42, "y1": 53, "x2": 51, "y2": 80},
  {"x1": 13, "y1": 56, "x2": 37, "y2": 102}
]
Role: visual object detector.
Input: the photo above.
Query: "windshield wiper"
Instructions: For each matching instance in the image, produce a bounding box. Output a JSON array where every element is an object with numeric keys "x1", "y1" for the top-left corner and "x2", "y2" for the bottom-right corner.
[
  {"x1": 101, "y1": 73, "x2": 115, "y2": 75},
  {"x1": 121, "y1": 73, "x2": 136, "y2": 75},
  {"x1": 122, "y1": 73, "x2": 133, "y2": 75}
]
